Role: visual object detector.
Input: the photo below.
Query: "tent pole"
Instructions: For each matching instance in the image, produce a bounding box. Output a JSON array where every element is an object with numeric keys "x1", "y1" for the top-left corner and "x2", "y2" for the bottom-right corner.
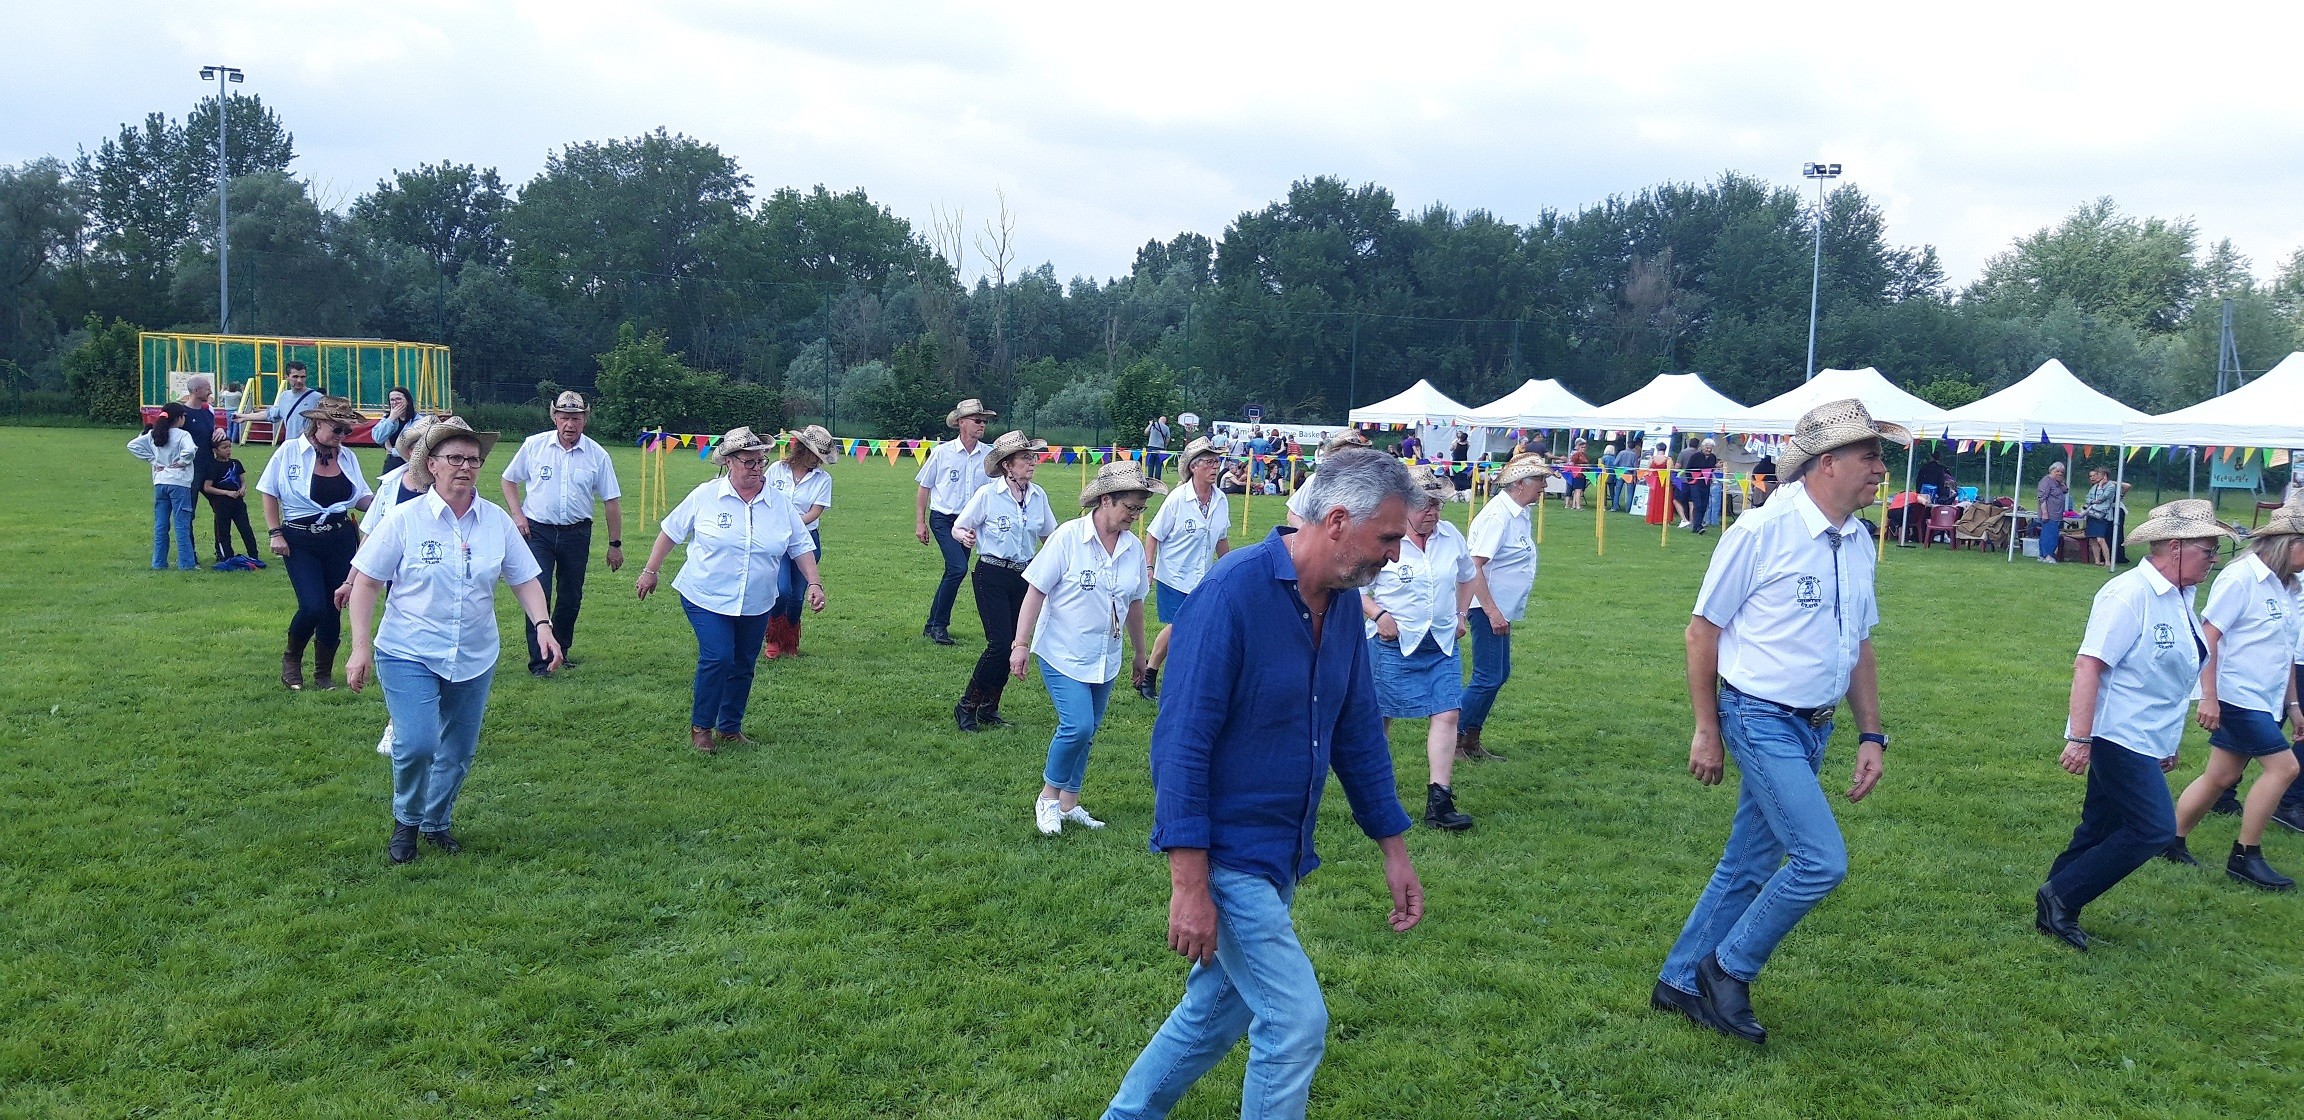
[
  {"x1": 2189, "y1": 448, "x2": 2196, "y2": 500},
  {"x1": 2007, "y1": 443, "x2": 2026, "y2": 562},
  {"x1": 1900, "y1": 440, "x2": 1917, "y2": 549},
  {"x1": 2110, "y1": 446, "x2": 2127, "y2": 571}
]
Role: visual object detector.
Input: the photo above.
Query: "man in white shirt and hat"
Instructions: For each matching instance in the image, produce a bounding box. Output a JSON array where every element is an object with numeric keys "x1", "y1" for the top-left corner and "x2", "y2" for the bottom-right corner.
[
  {"x1": 500, "y1": 391, "x2": 625, "y2": 676},
  {"x1": 1655, "y1": 399, "x2": 1901, "y2": 1045},
  {"x1": 916, "y1": 399, "x2": 997, "y2": 644}
]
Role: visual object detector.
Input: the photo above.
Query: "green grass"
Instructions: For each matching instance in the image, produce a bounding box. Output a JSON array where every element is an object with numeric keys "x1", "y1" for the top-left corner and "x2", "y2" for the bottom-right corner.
[{"x1": 4, "y1": 426, "x2": 2301, "y2": 1118}]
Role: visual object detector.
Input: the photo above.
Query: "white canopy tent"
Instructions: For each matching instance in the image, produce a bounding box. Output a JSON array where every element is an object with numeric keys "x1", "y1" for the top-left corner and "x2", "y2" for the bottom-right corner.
[
  {"x1": 1459, "y1": 378, "x2": 1595, "y2": 457},
  {"x1": 1567, "y1": 373, "x2": 1751, "y2": 438},
  {"x1": 1349, "y1": 378, "x2": 1474, "y2": 452},
  {"x1": 2123, "y1": 351, "x2": 2304, "y2": 449},
  {"x1": 1940, "y1": 358, "x2": 2149, "y2": 445},
  {"x1": 1735, "y1": 367, "x2": 1946, "y2": 436}
]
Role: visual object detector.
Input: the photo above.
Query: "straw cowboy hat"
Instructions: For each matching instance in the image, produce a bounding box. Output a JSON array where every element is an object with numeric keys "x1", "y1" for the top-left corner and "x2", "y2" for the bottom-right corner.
[
  {"x1": 785, "y1": 424, "x2": 837, "y2": 463},
  {"x1": 1079, "y1": 460, "x2": 1169, "y2": 508},
  {"x1": 1175, "y1": 436, "x2": 1222, "y2": 475},
  {"x1": 550, "y1": 390, "x2": 590, "y2": 414},
  {"x1": 1317, "y1": 429, "x2": 1373, "y2": 455},
  {"x1": 946, "y1": 398, "x2": 998, "y2": 427},
  {"x1": 2257, "y1": 495, "x2": 2304, "y2": 539},
  {"x1": 983, "y1": 429, "x2": 1049, "y2": 476},
  {"x1": 1777, "y1": 398, "x2": 1912, "y2": 483},
  {"x1": 2125, "y1": 498, "x2": 2241, "y2": 546},
  {"x1": 305, "y1": 396, "x2": 365, "y2": 434},
  {"x1": 708, "y1": 425, "x2": 773, "y2": 465},
  {"x1": 415, "y1": 415, "x2": 500, "y2": 460},
  {"x1": 1495, "y1": 453, "x2": 1554, "y2": 489},
  {"x1": 393, "y1": 415, "x2": 437, "y2": 464}
]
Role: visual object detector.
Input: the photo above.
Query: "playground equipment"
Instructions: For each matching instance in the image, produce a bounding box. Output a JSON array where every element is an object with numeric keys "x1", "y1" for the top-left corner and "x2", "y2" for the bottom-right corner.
[{"x1": 140, "y1": 332, "x2": 453, "y2": 443}]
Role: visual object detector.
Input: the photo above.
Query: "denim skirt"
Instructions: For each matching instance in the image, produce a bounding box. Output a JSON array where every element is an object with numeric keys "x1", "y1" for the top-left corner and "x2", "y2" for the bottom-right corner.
[
  {"x1": 2085, "y1": 516, "x2": 2113, "y2": 540},
  {"x1": 1155, "y1": 579, "x2": 1190, "y2": 625},
  {"x1": 2210, "y1": 705, "x2": 2291, "y2": 757},
  {"x1": 1371, "y1": 633, "x2": 1462, "y2": 718}
]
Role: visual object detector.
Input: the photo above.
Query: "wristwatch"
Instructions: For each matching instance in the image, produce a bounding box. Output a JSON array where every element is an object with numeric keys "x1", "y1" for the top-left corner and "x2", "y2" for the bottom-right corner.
[
  {"x1": 608, "y1": 539, "x2": 623, "y2": 548},
  {"x1": 1858, "y1": 732, "x2": 1889, "y2": 749}
]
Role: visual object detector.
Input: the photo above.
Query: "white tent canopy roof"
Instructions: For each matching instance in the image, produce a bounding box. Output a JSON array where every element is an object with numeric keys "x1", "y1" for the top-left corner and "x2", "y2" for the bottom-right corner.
[
  {"x1": 1460, "y1": 378, "x2": 1596, "y2": 428},
  {"x1": 1734, "y1": 367, "x2": 1945, "y2": 436},
  {"x1": 1938, "y1": 359, "x2": 2150, "y2": 445},
  {"x1": 2123, "y1": 352, "x2": 2304, "y2": 448},
  {"x1": 1348, "y1": 378, "x2": 1472, "y2": 426},
  {"x1": 1568, "y1": 372, "x2": 1750, "y2": 434}
]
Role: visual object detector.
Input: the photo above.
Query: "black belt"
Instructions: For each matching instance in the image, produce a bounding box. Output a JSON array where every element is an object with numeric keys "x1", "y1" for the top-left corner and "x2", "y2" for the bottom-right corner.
[
  {"x1": 1720, "y1": 682, "x2": 1836, "y2": 728},
  {"x1": 283, "y1": 514, "x2": 350, "y2": 534},
  {"x1": 534, "y1": 518, "x2": 592, "y2": 528},
  {"x1": 978, "y1": 555, "x2": 1030, "y2": 572}
]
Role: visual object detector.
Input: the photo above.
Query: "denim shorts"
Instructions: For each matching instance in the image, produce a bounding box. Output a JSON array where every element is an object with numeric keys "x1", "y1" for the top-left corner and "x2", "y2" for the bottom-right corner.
[
  {"x1": 1370, "y1": 633, "x2": 1462, "y2": 718},
  {"x1": 2085, "y1": 517, "x2": 2112, "y2": 540},
  {"x1": 2210, "y1": 705, "x2": 2292, "y2": 757},
  {"x1": 1155, "y1": 579, "x2": 1189, "y2": 625}
]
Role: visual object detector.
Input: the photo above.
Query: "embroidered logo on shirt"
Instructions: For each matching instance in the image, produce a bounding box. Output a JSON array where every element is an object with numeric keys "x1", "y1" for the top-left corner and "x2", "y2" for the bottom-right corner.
[
  {"x1": 716, "y1": 512, "x2": 733, "y2": 529},
  {"x1": 539, "y1": 465, "x2": 554, "y2": 481},
  {"x1": 1794, "y1": 575, "x2": 1824, "y2": 608},
  {"x1": 2152, "y1": 623, "x2": 2176, "y2": 649},
  {"x1": 991, "y1": 515, "x2": 1013, "y2": 533},
  {"x1": 287, "y1": 464, "x2": 302, "y2": 480},
  {"x1": 418, "y1": 540, "x2": 445, "y2": 565},
  {"x1": 2268, "y1": 597, "x2": 2285, "y2": 621},
  {"x1": 1078, "y1": 569, "x2": 1098, "y2": 589}
]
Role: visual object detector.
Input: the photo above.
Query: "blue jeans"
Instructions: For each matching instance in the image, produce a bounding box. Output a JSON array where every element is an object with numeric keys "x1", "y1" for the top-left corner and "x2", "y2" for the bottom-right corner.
[
  {"x1": 1103, "y1": 865, "x2": 1326, "y2": 1120},
  {"x1": 1459, "y1": 607, "x2": 1512, "y2": 731},
  {"x1": 377, "y1": 654, "x2": 495, "y2": 831},
  {"x1": 152, "y1": 484, "x2": 196, "y2": 569},
  {"x1": 772, "y1": 528, "x2": 822, "y2": 625},
  {"x1": 927, "y1": 511, "x2": 969, "y2": 630},
  {"x1": 2038, "y1": 514, "x2": 2062, "y2": 560},
  {"x1": 1660, "y1": 688, "x2": 1848, "y2": 991},
  {"x1": 681, "y1": 595, "x2": 770, "y2": 734},
  {"x1": 2045, "y1": 737, "x2": 2178, "y2": 914},
  {"x1": 1040, "y1": 657, "x2": 1114, "y2": 793}
]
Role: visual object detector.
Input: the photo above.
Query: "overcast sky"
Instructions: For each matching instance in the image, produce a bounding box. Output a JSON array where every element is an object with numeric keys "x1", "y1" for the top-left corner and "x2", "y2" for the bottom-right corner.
[{"x1": 10, "y1": 1, "x2": 2303, "y2": 288}]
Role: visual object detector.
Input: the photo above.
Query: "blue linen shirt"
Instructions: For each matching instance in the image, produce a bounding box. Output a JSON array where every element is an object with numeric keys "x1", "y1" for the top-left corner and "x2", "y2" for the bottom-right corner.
[{"x1": 1149, "y1": 528, "x2": 1414, "y2": 887}]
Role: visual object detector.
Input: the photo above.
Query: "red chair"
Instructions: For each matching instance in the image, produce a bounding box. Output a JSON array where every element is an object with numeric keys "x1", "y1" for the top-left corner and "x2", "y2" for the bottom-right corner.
[{"x1": 1921, "y1": 506, "x2": 1959, "y2": 547}]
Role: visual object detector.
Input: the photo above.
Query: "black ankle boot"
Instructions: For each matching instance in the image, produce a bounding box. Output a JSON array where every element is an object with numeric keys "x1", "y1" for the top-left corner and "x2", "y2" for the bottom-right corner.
[
  {"x1": 2213, "y1": 787, "x2": 2245, "y2": 816},
  {"x1": 1424, "y1": 783, "x2": 1472, "y2": 830},
  {"x1": 2228, "y1": 843, "x2": 2296, "y2": 891},
  {"x1": 954, "y1": 695, "x2": 982, "y2": 733},
  {"x1": 2161, "y1": 836, "x2": 2199, "y2": 865}
]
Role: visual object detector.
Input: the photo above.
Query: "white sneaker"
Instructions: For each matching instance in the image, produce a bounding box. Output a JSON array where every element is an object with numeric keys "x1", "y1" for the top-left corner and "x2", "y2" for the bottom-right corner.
[
  {"x1": 1678, "y1": 520, "x2": 1692, "y2": 529},
  {"x1": 1034, "y1": 797, "x2": 1064, "y2": 835},
  {"x1": 1062, "y1": 805, "x2": 1107, "y2": 829},
  {"x1": 376, "y1": 723, "x2": 395, "y2": 756}
]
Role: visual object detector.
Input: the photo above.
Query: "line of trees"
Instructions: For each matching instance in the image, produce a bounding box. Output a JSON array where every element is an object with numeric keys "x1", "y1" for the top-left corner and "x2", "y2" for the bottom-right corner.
[{"x1": 5, "y1": 93, "x2": 2303, "y2": 439}]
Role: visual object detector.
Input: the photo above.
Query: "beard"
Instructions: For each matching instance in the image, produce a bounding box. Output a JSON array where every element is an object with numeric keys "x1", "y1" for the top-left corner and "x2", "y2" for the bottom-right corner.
[{"x1": 1338, "y1": 557, "x2": 1388, "y2": 588}]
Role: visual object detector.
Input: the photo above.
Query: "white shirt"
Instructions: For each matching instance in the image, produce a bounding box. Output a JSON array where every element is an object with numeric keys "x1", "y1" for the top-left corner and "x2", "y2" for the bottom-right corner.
[
  {"x1": 1367, "y1": 521, "x2": 1475, "y2": 655},
  {"x1": 265, "y1": 387, "x2": 322, "y2": 441},
  {"x1": 1147, "y1": 483, "x2": 1231, "y2": 593},
  {"x1": 955, "y1": 478, "x2": 1058, "y2": 563},
  {"x1": 1467, "y1": 492, "x2": 1538, "y2": 622},
  {"x1": 660, "y1": 478, "x2": 817, "y2": 617},
  {"x1": 2075, "y1": 561, "x2": 2205, "y2": 760},
  {"x1": 2199, "y1": 552, "x2": 2296, "y2": 715},
  {"x1": 916, "y1": 438, "x2": 993, "y2": 514},
  {"x1": 256, "y1": 438, "x2": 371, "y2": 522},
  {"x1": 1025, "y1": 516, "x2": 1149, "y2": 684},
  {"x1": 352, "y1": 491, "x2": 541, "y2": 683},
  {"x1": 766, "y1": 462, "x2": 833, "y2": 521},
  {"x1": 501, "y1": 431, "x2": 622, "y2": 526},
  {"x1": 360, "y1": 466, "x2": 429, "y2": 536},
  {"x1": 1694, "y1": 481, "x2": 1880, "y2": 710},
  {"x1": 128, "y1": 428, "x2": 197, "y2": 488}
]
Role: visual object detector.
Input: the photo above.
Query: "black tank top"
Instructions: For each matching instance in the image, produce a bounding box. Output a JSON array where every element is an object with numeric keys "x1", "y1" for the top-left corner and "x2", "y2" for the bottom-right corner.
[{"x1": 309, "y1": 469, "x2": 354, "y2": 508}]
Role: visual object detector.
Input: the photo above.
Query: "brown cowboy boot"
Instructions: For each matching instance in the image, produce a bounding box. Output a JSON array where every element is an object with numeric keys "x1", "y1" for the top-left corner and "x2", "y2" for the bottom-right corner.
[
  {"x1": 281, "y1": 638, "x2": 307, "y2": 691},
  {"x1": 1460, "y1": 726, "x2": 1504, "y2": 761},
  {"x1": 691, "y1": 726, "x2": 718, "y2": 754},
  {"x1": 313, "y1": 641, "x2": 340, "y2": 690}
]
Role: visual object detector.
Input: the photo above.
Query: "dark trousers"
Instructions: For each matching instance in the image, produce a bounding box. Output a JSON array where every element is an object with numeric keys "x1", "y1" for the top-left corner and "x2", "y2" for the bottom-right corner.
[
  {"x1": 2046, "y1": 737, "x2": 2178, "y2": 914},
  {"x1": 524, "y1": 520, "x2": 592, "y2": 671},
  {"x1": 773, "y1": 528, "x2": 822, "y2": 625},
  {"x1": 927, "y1": 510, "x2": 968, "y2": 631},
  {"x1": 282, "y1": 522, "x2": 357, "y2": 648},
  {"x1": 1147, "y1": 448, "x2": 1167, "y2": 480},
  {"x1": 1687, "y1": 480, "x2": 1713, "y2": 530},
  {"x1": 211, "y1": 497, "x2": 258, "y2": 559},
  {"x1": 967, "y1": 562, "x2": 1028, "y2": 707}
]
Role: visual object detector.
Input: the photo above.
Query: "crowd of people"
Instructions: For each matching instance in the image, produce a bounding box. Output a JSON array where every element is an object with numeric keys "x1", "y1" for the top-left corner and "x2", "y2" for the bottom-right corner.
[{"x1": 110, "y1": 383, "x2": 2304, "y2": 1117}]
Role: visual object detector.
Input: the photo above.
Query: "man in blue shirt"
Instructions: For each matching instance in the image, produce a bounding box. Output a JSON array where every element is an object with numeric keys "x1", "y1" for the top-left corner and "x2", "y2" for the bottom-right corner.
[{"x1": 1102, "y1": 448, "x2": 1425, "y2": 1120}]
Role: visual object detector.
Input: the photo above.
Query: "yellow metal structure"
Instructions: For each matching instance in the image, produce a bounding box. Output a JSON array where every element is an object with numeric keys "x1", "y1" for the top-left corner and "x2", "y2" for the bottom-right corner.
[{"x1": 139, "y1": 332, "x2": 452, "y2": 414}]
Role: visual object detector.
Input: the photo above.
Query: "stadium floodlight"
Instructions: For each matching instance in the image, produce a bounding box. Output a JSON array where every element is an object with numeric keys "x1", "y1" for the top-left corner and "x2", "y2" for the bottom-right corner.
[
  {"x1": 1801, "y1": 161, "x2": 1843, "y2": 381},
  {"x1": 201, "y1": 65, "x2": 246, "y2": 332}
]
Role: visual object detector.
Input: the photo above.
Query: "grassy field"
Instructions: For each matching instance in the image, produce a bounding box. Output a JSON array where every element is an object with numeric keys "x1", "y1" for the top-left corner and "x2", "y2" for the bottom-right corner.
[{"x1": 4, "y1": 425, "x2": 2301, "y2": 1118}]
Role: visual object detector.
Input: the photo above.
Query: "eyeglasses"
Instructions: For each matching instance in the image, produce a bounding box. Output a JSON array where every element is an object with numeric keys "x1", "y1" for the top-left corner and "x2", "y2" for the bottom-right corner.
[
  {"x1": 1118, "y1": 502, "x2": 1148, "y2": 515},
  {"x1": 435, "y1": 454, "x2": 485, "y2": 469},
  {"x1": 727, "y1": 455, "x2": 767, "y2": 468}
]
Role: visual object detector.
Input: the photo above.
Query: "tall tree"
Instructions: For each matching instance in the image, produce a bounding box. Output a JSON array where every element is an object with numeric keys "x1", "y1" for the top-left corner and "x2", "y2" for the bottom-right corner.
[
  {"x1": 1965, "y1": 197, "x2": 2201, "y2": 332},
  {"x1": 351, "y1": 162, "x2": 510, "y2": 277},
  {"x1": 0, "y1": 159, "x2": 84, "y2": 370}
]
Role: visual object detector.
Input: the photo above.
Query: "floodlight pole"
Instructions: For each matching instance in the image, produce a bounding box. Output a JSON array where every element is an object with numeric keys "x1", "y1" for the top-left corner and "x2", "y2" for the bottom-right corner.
[
  {"x1": 1802, "y1": 161, "x2": 1841, "y2": 382},
  {"x1": 200, "y1": 64, "x2": 246, "y2": 333}
]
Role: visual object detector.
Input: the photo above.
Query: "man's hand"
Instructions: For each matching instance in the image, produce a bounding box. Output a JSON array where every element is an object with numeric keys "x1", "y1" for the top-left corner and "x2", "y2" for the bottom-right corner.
[
  {"x1": 1847, "y1": 742, "x2": 1885, "y2": 802},
  {"x1": 605, "y1": 544, "x2": 624, "y2": 573},
  {"x1": 1167, "y1": 851, "x2": 1219, "y2": 964},
  {"x1": 2060, "y1": 739, "x2": 2091, "y2": 776},
  {"x1": 2196, "y1": 699, "x2": 2222, "y2": 732},
  {"x1": 916, "y1": 520, "x2": 932, "y2": 545},
  {"x1": 1689, "y1": 726, "x2": 1725, "y2": 785},
  {"x1": 1379, "y1": 835, "x2": 1423, "y2": 932},
  {"x1": 513, "y1": 513, "x2": 531, "y2": 538}
]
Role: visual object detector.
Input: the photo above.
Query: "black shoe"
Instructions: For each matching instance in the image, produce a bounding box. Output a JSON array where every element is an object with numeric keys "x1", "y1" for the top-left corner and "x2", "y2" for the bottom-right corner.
[
  {"x1": 1136, "y1": 668, "x2": 1159, "y2": 702},
  {"x1": 388, "y1": 823, "x2": 421, "y2": 864},
  {"x1": 2212, "y1": 788, "x2": 2244, "y2": 816},
  {"x1": 530, "y1": 665, "x2": 553, "y2": 678},
  {"x1": 2228, "y1": 844, "x2": 2296, "y2": 891},
  {"x1": 1694, "y1": 953, "x2": 1765, "y2": 1044},
  {"x1": 925, "y1": 624, "x2": 956, "y2": 646},
  {"x1": 1423, "y1": 783, "x2": 1473, "y2": 831},
  {"x1": 422, "y1": 830, "x2": 461, "y2": 855},
  {"x1": 954, "y1": 699, "x2": 981, "y2": 733},
  {"x1": 1650, "y1": 981, "x2": 1706, "y2": 1028},
  {"x1": 2272, "y1": 804, "x2": 2304, "y2": 834},
  {"x1": 2035, "y1": 884, "x2": 2088, "y2": 951},
  {"x1": 2161, "y1": 836, "x2": 2200, "y2": 866},
  {"x1": 976, "y1": 708, "x2": 1011, "y2": 730}
]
